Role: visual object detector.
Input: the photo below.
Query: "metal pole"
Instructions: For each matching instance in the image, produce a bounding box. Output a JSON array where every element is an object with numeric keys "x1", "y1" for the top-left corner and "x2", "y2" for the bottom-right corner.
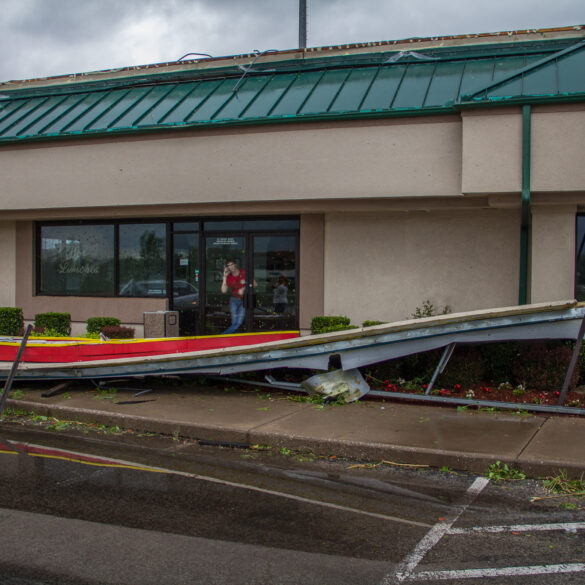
[
  {"x1": 299, "y1": 0, "x2": 307, "y2": 49},
  {"x1": 519, "y1": 104, "x2": 531, "y2": 304},
  {"x1": 558, "y1": 314, "x2": 585, "y2": 405},
  {"x1": 425, "y1": 343, "x2": 456, "y2": 395},
  {"x1": 0, "y1": 324, "x2": 32, "y2": 416}
]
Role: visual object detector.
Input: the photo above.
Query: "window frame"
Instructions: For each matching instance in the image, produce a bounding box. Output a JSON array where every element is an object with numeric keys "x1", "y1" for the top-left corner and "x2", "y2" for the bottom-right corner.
[
  {"x1": 36, "y1": 219, "x2": 170, "y2": 298},
  {"x1": 35, "y1": 216, "x2": 300, "y2": 299}
]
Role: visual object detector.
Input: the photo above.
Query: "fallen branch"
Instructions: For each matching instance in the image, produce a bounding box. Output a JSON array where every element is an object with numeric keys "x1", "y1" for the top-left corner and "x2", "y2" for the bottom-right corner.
[
  {"x1": 531, "y1": 491, "x2": 585, "y2": 502},
  {"x1": 347, "y1": 460, "x2": 429, "y2": 470}
]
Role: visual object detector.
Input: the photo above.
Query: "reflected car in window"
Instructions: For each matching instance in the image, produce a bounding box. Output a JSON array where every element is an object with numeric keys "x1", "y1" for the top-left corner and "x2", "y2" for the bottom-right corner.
[{"x1": 119, "y1": 279, "x2": 199, "y2": 308}]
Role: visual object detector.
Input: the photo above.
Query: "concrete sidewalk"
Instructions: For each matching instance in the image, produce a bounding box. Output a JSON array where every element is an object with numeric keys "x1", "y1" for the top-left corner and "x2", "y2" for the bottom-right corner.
[{"x1": 4, "y1": 383, "x2": 585, "y2": 478}]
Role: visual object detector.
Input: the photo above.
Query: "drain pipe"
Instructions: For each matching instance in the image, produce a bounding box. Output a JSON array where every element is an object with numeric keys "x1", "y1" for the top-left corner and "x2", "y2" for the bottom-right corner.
[{"x1": 519, "y1": 104, "x2": 531, "y2": 305}]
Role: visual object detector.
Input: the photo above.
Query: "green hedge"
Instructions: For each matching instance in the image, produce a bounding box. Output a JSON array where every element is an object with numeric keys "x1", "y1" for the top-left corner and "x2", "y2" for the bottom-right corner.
[
  {"x1": 311, "y1": 316, "x2": 357, "y2": 334},
  {"x1": 0, "y1": 307, "x2": 24, "y2": 336},
  {"x1": 87, "y1": 317, "x2": 121, "y2": 335},
  {"x1": 364, "y1": 340, "x2": 581, "y2": 391},
  {"x1": 34, "y1": 312, "x2": 71, "y2": 336}
]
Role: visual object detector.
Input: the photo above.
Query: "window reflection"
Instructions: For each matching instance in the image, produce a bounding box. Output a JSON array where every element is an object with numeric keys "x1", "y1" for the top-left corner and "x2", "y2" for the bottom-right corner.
[
  {"x1": 119, "y1": 224, "x2": 167, "y2": 296},
  {"x1": 40, "y1": 225, "x2": 114, "y2": 295}
]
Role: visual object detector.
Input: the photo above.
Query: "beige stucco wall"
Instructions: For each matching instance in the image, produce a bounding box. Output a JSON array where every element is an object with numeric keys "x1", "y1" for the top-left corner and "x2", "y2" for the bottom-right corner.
[
  {"x1": 0, "y1": 221, "x2": 17, "y2": 307},
  {"x1": 530, "y1": 205, "x2": 577, "y2": 303},
  {"x1": 324, "y1": 209, "x2": 521, "y2": 325},
  {"x1": 532, "y1": 107, "x2": 585, "y2": 192},
  {"x1": 0, "y1": 117, "x2": 462, "y2": 211},
  {"x1": 461, "y1": 105, "x2": 585, "y2": 196},
  {"x1": 461, "y1": 108, "x2": 523, "y2": 194},
  {"x1": 299, "y1": 214, "x2": 324, "y2": 331}
]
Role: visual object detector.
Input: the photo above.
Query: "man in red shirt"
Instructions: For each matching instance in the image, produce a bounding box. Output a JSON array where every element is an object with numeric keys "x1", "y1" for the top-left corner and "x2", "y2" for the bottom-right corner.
[{"x1": 221, "y1": 259, "x2": 247, "y2": 333}]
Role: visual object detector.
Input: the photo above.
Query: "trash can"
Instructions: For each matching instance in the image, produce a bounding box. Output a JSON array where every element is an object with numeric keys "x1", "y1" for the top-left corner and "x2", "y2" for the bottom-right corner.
[{"x1": 143, "y1": 311, "x2": 179, "y2": 338}]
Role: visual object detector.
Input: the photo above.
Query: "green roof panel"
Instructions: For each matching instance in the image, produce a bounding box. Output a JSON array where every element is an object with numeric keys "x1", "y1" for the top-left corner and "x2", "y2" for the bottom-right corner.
[
  {"x1": 213, "y1": 76, "x2": 270, "y2": 120},
  {"x1": 159, "y1": 80, "x2": 221, "y2": 124},
  {"x1": 0, "y1": 97, "x2": 47, "y2": 134},
  {"x1": 113, "y1": 85, "x2": 175, "y2": 128},
  {"x1": 329, "y1": 68, "x2": 378, "y2": 112},
  {"x1": 1, "y1": 96, "x2": 61, "y2": 138},
  {"x1": 360, "y1": 65, "x2": 406, "y2": 111},
  {"x1": 424, "y1": 61, "x2": 465, "y2": 107},
  {"x1": 458, "y1": 59, "x2": 496, "y2": 99},
  {"x1": 16, "y1": 94, "x2": 79, "y2": 136},
  {"x1": 186, "y1": 79, "x2": 236, "y2": 122},
  {"x1": 39, "y1": 92, "x2": 106, "y2": 135},
  {"x1": 270, "y1": 71, "x2": 325, "y2": 117},
  {"x1": 558, "y1": 49, "x2": 585, "y2": 93},
  {"x1": 85, "y1": 86, "x2": 153, "y2": 130},
  {"x1": 299, "y1": 68, "x2": 351, "y2": 114},
  {"x1": 63, "y1": 89, "x2": 129, "y2": 133},
  {"x1": 240, "y1": 73, "x2": 296, "y2": 118},
  {"x1": 137, "y1": 83, "x2": 197, "y2": 126},
  {"x1": 392, "y1": 63, "x2": 436, "y2": 109},
  {"x1": 460, "y1": 39, "x2": 585, "y2": 104}
]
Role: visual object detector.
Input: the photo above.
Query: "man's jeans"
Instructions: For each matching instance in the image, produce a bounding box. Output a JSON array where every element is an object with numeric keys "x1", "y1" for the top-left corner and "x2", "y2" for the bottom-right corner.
[{"x1": 223, "y1": 296, "x2": 245, "y2": 333}]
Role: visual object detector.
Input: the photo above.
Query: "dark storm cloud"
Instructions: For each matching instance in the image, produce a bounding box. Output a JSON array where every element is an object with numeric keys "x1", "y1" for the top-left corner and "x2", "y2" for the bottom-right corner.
[{"x1": 1, "y1": 0, "x2": 584, "y2": 83}]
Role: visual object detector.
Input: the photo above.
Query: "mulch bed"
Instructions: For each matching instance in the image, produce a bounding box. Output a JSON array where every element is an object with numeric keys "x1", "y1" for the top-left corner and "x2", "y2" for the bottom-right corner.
[{"x1": 366, "y1": 378, "x2": 585, "y2": 408}]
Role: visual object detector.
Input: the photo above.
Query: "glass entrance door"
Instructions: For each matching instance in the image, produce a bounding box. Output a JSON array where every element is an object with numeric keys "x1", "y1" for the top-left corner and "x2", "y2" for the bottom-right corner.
[
  {"x1": 251, "y1": 235, "x2": 297, "y2": 331},
  {"x1": 203, "y1": 235, "x2": 248, "y2": 334},
  {"x1": 202, "y1": 233, "x2": 298, "y2": 334},
  {"x1": 171, "y1": 229, "x2": 200, "y2": 336}
]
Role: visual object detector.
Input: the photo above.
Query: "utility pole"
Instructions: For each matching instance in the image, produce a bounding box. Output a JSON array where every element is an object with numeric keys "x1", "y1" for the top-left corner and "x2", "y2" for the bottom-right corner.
[{"x1": 299, "y1": 0, "x2": 307, "y2": 49}]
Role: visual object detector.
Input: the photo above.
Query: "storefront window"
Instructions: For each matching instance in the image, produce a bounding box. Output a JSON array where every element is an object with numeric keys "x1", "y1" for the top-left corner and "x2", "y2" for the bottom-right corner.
[
  {"x1": 39, "y1": 225, "x2": 114, "y2": 295},
  {"x1": 119, "y1": 224, "x2": 167, "y2": 296}
]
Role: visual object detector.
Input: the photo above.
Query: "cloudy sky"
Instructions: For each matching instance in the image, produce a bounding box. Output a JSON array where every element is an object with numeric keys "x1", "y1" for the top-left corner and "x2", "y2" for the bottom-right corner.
[{"x1": 2, "y1": 0, "x2": 584, "y2": 83}]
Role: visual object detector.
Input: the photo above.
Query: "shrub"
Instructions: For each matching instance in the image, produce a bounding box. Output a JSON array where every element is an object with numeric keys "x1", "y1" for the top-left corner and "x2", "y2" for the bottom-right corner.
[
  {"x1": 87, "y1": 317, "x2": 122, "y2": 335},
  {"x1": 438, "y1": 347, "x2": 486, "y2": 388},
  {"x1": 100, "y1": 325, "x2": 135, "y2": 339},
  {"x1": 411, "y1": 300, "x2": 451, "y2": 319},
  {"x1": 481, "y1": 342, "x2": 520, "y2": 385},
  {"x1": 34, "y1": 312, "x2": 71, "y2": 336},
  {"x1": 311, "y1": 316, "x2": 352, "y2": 334},
  {"x1": 512, "y1": 341, "x2": 578, "y2": 391},
  {"x1": 362, "y1": 320, "x2": 386, "y2": 327},
  {"x1": 0, "y1": 307, "x2": 24, "y2": 336}
]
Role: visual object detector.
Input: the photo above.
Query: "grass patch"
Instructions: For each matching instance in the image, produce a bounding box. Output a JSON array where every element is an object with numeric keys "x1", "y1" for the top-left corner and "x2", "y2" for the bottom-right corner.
[{"x1": 486, "y1": 460, "x2": 526, "y2": 481}]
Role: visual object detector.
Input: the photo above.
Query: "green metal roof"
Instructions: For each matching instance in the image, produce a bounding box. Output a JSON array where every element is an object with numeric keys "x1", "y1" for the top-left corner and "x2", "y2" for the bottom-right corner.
[
  {"x1": 460, "y1": 39, "x2": 585, "y2": 105},
  {"x1": 0, "y1": 38, "x2": 584, "y2": 144}
]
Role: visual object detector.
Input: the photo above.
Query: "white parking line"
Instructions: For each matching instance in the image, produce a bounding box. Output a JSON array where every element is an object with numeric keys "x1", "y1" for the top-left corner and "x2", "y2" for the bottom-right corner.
[
  {"x1": 413, "y1": 563, "x2": 585, "y2": 581},
  {"x1": 448, "y1": 522, "x2": 585, "y2": 534},
  {"x1": 380, "y1": 476, "x2": 490, "y2": 584}
]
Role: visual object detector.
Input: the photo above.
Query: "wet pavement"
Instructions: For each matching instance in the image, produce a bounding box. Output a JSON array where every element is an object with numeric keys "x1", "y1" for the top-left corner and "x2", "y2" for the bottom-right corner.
[{"x1": 0, "y1": 427, "x2": 584, "y2": 585}]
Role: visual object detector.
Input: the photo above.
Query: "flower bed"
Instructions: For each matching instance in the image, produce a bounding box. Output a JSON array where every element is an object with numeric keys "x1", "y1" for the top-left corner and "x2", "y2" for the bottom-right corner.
[
  {"x1": 365, "y1": 376, "x2": 585, "y2": 408},
  {"x1": 361, "y1": 340, "x2": 585, "y2": 409}
]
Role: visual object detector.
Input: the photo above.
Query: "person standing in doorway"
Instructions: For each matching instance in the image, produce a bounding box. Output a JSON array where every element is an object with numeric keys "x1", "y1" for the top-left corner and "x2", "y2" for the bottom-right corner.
[
  {"x1": 221, "y1": 259, "x2": 247, "y2": 333},
  {"x1": 273, "y1": 276, "x2": 289, "y2": 313}
]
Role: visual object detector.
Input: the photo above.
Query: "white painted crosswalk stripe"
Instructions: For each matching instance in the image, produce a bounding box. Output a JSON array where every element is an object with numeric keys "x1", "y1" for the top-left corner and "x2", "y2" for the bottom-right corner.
[
  {"x1": 412, "y1": 563, "x2": 585, "y2": 581},
  {"x1": 448, "y1": 522, "x2": 585, "y2": 534}
]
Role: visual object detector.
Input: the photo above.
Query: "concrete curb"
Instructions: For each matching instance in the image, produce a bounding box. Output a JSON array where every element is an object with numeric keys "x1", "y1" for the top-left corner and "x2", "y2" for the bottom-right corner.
[{"x1": 5, "y1": 397, "x2": 580, "y2": 479}]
